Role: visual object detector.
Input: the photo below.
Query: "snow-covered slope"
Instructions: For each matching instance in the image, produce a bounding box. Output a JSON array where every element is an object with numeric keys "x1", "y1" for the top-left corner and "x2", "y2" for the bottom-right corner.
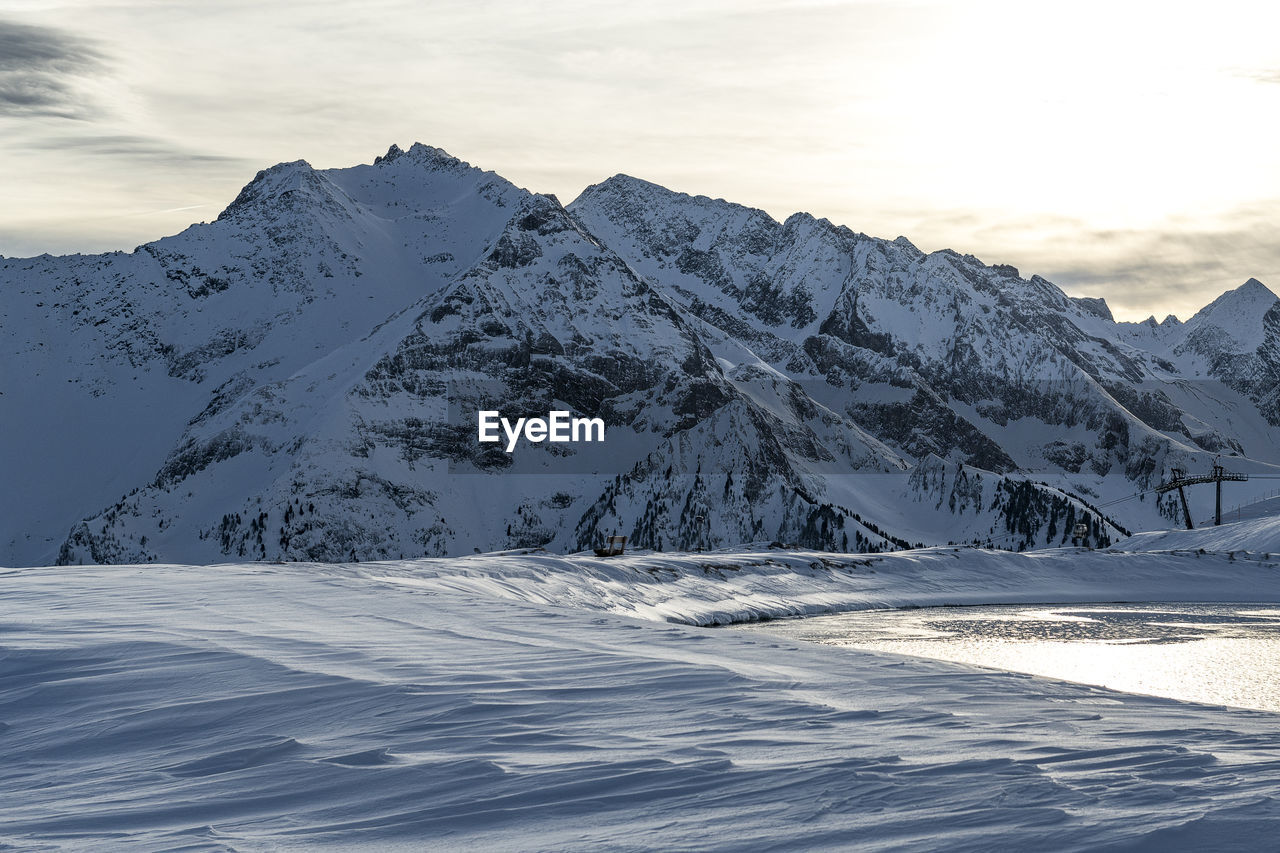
[
  {"x1": 1113, "y1": 514, "x2": 1280, "y2": 557},
  {"x1": 3, "y1": 144, "x2": 1279, "y2": 566}
]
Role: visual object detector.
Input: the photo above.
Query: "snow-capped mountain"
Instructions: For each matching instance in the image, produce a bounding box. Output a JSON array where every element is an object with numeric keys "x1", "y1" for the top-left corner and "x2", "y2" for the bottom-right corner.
[
  {"x1": 571, "y1": 176, "x2": 1280, "y2": 527},
  {"x1": 2, "y1": 144, "x2": 1278, "y2": 566}
]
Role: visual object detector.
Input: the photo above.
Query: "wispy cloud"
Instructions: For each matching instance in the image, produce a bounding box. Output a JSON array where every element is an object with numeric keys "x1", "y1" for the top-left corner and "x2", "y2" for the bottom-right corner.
[
  {"x1": 0, "y1": 18, "x2": 105, "y2": 118},
  {"x1": 16, "y1": 133, "x2": 248, "y2": 165},
  {"x1": 123, "y1": 203, "x2": 207, "y2": 218}
]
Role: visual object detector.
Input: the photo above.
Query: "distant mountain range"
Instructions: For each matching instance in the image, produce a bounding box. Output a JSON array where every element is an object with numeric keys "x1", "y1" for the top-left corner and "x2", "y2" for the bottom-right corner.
[{"x1": 3, "y1": 143, "x2": 1278, "y2": 566}]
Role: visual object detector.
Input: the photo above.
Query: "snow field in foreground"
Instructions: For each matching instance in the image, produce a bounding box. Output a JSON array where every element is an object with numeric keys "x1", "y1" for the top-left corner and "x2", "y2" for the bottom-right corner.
[{"x1": 4, "y1": 534, "x2": 1280, "y2": 849}]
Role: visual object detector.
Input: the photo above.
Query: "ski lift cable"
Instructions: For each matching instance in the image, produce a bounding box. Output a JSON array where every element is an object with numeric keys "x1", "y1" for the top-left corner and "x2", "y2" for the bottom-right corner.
[
  {"x1": 1097, "y1": 489, "x2": 1156, "y2": 508},
  {"x1": 1095, "y1": 475, "x2": 1280, "y2": 509}
]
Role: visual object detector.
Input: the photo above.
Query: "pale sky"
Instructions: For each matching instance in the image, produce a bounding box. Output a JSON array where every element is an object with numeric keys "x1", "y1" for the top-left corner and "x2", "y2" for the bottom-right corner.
[{"x1": 2, "y1": 0, "x2": 1278, "y2": 321}]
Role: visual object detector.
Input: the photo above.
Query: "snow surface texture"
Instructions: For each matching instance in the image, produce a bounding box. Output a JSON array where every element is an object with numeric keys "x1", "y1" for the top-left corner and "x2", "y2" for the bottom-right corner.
[
  {"x1": 6, "y1": 544, "x2": 1280, "y2": 850},
  {"x1": 364, "y1": 534, "x2": 1280, "y2": 626},
  {"x1": 3, "y1": 143, "x2": 1280, "y2": 567}
]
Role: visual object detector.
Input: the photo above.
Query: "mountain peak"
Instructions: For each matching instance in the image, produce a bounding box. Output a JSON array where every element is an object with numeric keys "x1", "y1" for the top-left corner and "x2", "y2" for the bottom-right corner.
[
  {"x1": 1179, "y1": 277, "x2": 1279, "y2": 352},
  {"x1": 216, "y1": 159, "x2": 318, "y2": 221},
  {"x1": 1238, "y1": 277, "x2": 1276, "y2": 299},
  {"x1": 1071, "y1": 295, "x2": 1113, "y2": 321},
  {"x1": 584, "y1": 174, "x2": 667, "y2": 198},
  {"x1": 570, "y1": 174, "x2": 783, "y2": 246},
  {"x1": 373, "y1": 143, "x2": 404, "y2": 164},
  {"x1": 1197, "y1": 278, "x2": 1280, "y2": 316},
  {"x1": 373, "y1": 142, "x2": 468, "y2": 170},
  {"x1": 603, "y1": 172, "x2": 647, "y2": 185}
]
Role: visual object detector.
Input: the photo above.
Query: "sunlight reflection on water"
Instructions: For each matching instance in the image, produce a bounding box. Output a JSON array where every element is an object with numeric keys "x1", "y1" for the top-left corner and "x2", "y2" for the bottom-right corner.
[{"x1": 741, "y1": 604, "x2": 1280, "y2": 713}]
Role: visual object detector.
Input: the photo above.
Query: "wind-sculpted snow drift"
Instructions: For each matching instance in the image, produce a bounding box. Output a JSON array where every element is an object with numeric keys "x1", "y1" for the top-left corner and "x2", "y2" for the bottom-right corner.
[{"x1": 3, "y1": 143, "x2": 1279, "y2": 566}]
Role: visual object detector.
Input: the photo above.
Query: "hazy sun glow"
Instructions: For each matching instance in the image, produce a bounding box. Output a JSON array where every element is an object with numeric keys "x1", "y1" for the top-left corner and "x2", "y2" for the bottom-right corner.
[{"x1": 2, "y1": 0, "x2": 1277, "y2": 320}]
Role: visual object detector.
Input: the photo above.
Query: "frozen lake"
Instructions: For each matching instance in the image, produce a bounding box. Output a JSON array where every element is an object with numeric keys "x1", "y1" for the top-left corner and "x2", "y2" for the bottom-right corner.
[{"x1": 739, "y1": 603, "x2": 1280, "y2": 713}]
